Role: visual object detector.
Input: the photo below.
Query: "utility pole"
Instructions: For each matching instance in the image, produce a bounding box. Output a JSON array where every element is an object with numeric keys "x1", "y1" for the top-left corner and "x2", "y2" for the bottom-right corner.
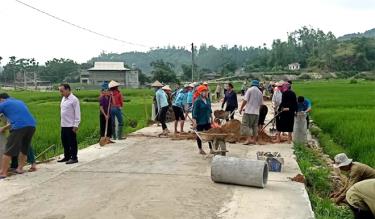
[
  {"x1": 24, "y1": 70, "x2": 27, "y2": 89},
  {"x1": 34, "y1": 72, "x2": 37, "y2": 90},
  {"x1": 191, "y1": 43, "x2": 195, "y2": 82}
]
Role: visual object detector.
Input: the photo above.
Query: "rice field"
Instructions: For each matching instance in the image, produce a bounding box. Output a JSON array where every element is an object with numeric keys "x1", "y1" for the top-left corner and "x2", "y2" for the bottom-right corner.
[
  {"x1": 294, "y1": 80, "x2": 375, "y2": 167},
  {"x1": 3, "y1": 89, "x2": 154, "y2": 159}
]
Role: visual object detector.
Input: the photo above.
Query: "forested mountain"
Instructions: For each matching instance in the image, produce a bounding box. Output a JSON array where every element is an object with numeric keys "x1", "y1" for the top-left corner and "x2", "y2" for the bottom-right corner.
[
  {"x1": 338, "y1": 28, "x2": 375, "y2": 41},
  {"x1": 88, "y1": 26, "x2": 375, "y2": 75},
  {"x1": 2, "y1": 26, "x2": 374, "y2": 85}
]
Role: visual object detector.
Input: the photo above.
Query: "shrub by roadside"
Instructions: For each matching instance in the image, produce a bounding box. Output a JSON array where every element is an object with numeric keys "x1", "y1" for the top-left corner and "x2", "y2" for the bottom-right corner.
[{"x1": 294, "y1": 143, "x2": 353, "y2": 219}]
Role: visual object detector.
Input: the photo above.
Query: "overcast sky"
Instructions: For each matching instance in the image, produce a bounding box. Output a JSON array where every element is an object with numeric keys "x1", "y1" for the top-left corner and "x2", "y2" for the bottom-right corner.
[{"x1": 0, "y1": 0, "x2": 374, "y2": 64}]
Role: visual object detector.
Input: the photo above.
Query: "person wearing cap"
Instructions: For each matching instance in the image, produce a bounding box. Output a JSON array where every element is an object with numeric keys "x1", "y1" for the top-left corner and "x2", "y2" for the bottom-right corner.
[
  {"x1": 109, "y1": 80, "x2": 124, "y2": 140},
  {"x1": 156, "y1": 85, "x2": 170, "y2": 134},
  {"x1": 184, "y1": 84, "x2": 194, "y2": 119},
  {"x1": 346, "y1": 179, "x2": 375, "y2": 219},
  {"x1": 272, "y1": 81, "x2": 284, "y2": 111},
  {"x1": 99, "y1": 82, "x2": 113, "y2": 141},
  {"x1": 151, "y1": 81, "x2": 164, "y2": 126},
  {"x1": 172, "y1": 84, "x2": 188, "y2": 133},
  {"x1": 273, "y1": 82, "x2": 297, "y2": 144},
  {"x1": 192, "y1": 85, "x2": 213, "y2": 155},
  {"x1": 331, "y1": 153, "x2": 375, "y2": 205},
  {"x1": 162, "y1": 85, "x2": 173, "y2": 106},
  {"x1": 221, "y1": 83, "x2": 238, "y2": 121},
  {"x1": 239, "y1": 80, "x2": 263, "y2": 145}
]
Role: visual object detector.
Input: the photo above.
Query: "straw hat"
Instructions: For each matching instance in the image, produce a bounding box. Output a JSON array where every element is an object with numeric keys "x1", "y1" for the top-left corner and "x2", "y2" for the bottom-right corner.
[
  {"x1": 188, "y1": 83, "x2": 195, "y2": 88},
  {"x1": 108, "y1": 80, "x2": 120, "y2": 89},
  {"x1": 151, "y1": 80, "x2": 163, "y2": 87},
  {"x1": 203, "y1": 81, "x2": 208, "y2": 85},
  {"x1": 162, "y1": 85, "x2": 172, "y2": 91},
  {"x1": 275, "y1": 80, "x2": 285, "y2": 87},
  {"x1": 334, "y1": 153, "x2": 353, "y2": 168}
]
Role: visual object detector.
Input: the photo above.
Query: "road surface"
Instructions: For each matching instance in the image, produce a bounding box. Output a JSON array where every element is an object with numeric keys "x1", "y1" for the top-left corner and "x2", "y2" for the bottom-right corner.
[{"x1": 0, "y1": 100, "x2": 314, "y2": 219}]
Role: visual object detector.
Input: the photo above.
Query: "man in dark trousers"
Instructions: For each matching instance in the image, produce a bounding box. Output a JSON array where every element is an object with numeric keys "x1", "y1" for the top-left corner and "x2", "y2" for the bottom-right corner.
[
  {"x1": 221, "y1": 83, "x2": 238, "y2": 121},
  {"x1": 58, "y1": 84, "x2": 81, "y2": 164},
  {"x1": 0, "y1": 93, "x2": 36, "y2": 179}
]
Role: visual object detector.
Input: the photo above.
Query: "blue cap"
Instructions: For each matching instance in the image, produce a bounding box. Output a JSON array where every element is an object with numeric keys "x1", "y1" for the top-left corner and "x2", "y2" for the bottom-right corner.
[
  {"x1": 251, "y1": 80, "x2": 260, "y2": 87},
  {"x1": 101, "y1": 81, "x2": 109, "y2": 91}
]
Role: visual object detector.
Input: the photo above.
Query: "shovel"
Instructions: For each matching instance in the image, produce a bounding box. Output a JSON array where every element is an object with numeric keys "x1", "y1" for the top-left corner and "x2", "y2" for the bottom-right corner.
[{"x1": 99, "y1": 96, "x2": 112, "y2": 146}]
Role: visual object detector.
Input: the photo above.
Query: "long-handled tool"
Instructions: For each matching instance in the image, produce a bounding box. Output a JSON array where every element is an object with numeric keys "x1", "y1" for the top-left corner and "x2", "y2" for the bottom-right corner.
[
  {"x1": 122, "y1": 112, "x2": 138, "y2": 128},
  {"x1": 259, "y1": 111, "x2": 282, "y2": 134},
  {"x1": 99, "y1": 96, "x2": 112, "y2": 146}
]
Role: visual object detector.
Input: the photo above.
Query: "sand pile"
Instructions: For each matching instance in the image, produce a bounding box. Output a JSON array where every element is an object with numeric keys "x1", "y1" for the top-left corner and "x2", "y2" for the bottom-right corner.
[{"x1": 214, "y1": 110, "x2": 229, "y2": 119}]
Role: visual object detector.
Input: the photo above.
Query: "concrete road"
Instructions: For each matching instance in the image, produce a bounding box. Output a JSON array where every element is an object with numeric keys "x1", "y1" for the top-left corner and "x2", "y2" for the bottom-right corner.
[{"x1": 0, "y1": 100, "x2": 314, "y2": 219}]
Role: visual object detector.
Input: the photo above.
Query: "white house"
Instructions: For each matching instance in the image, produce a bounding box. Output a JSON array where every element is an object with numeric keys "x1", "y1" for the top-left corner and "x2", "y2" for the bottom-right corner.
[
  {"x1": 288, "y1": 63, "x2": 300, "y2": 70},
  {"x1": 82, "y1": 62, "x2": 139, "y2": 88}
]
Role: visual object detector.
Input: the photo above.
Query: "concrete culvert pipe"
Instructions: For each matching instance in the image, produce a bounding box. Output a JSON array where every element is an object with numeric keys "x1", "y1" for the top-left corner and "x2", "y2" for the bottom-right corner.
[{"x1": 211, "y1": 156, "x2": 269, "y2": 188}]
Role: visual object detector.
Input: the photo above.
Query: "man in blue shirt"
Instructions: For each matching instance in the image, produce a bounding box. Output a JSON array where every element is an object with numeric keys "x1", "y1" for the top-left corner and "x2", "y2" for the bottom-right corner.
[
  {"x1": 156, "y1": 86, "x2": 170, "y2": 134},
  {"x1": 297, "y1": 96, "x2": 312, "y2": 129},
  {"x1": 0, "y1": 93, "x2": 36, "y2": 179},
  {"x1": 172, "y1": 84, "x2": 189, "y2": 133}
]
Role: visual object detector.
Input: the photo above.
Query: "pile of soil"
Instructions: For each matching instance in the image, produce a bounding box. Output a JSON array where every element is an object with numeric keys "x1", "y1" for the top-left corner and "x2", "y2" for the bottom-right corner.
[
  {"x1": 214, "y1": 110, "x2": 229, "y2": 119},
  {"x1": 290, "y1": 174, "x2": 306, "y2": 184}
]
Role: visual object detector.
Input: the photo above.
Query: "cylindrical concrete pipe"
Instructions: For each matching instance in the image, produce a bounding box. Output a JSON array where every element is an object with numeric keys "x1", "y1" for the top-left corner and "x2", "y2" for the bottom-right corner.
[
  {"x1": 211, "y1": 156, "x2": 269, "y2": 188},
  {"x1": 293, "y1": 112, "x2": 307, "y2": 144}
]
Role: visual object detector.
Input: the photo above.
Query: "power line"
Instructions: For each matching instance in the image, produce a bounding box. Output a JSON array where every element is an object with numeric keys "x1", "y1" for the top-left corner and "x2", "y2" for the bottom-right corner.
[{"x1": 14, "y1": 0, "x2": 151, "y2": 48}]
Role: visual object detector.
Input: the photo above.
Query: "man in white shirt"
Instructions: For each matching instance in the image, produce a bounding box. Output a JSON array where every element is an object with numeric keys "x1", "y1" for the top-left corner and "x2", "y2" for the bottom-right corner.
[
  {"x1": 58, "y1": 84, "x2": 81, "y2": 164},
  {"x1": 239, "y1": 80, "x2": 263, "y2": 145}
]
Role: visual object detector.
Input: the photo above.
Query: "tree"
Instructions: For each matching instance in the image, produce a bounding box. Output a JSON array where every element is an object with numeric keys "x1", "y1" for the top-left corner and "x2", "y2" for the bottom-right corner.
[
  {"x1": 150, "y1": 60, "x2": 178, "y2": 83},
  {"x1": 137, "y1": 68, "x2": 150, "y2": 85},
  {"x1": 41, "y1": 58, "x2": 80, "y2": 83}
]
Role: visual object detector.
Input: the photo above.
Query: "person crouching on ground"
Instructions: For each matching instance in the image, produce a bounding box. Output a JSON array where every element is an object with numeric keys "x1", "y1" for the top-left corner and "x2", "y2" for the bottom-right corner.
[
  {"x1": 192, "y1": 85, "x2": 213, "y2": 155},
  {"x1": 109, "y1": 81, "x2": 124, "y2": 140},
  {"x1": 239, "y1": 80, "x2": 263, "y2": 145},
  {"x1": 346, "y1": 179, "x2": 375, "y2": 219},
  {"x1": 172, "y1": 84, "x2": 188, "y2": 133},
  {"x1": 331, "y1": 153, "x2": 375, "y2": 205},
  {"x1": 0, "y1": 93, "x2": 36, "y2": 179},
  {"x1": 156, "y1": 85, "x2": 170, "y2": 135},
  {"x1": 99, "y1": 82, "x2": 113, "y2": 141},
  {"x1": 221, "y1": 83, "x2": 238, "y2": 121},
  {"x1": 297, "y1": 96, "x2": 312, "y2": 129}
]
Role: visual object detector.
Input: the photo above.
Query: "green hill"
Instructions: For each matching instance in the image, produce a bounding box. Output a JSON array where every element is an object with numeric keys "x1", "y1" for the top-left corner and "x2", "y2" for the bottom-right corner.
[{"x1": 338, "y1": 28, "x2": 375, "y2": 41}]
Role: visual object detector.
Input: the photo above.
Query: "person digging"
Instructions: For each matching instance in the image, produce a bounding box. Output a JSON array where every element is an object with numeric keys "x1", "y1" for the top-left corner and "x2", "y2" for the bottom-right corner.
[{"x1": 331, "y1": 153, "x2": 375, "y2": 205}]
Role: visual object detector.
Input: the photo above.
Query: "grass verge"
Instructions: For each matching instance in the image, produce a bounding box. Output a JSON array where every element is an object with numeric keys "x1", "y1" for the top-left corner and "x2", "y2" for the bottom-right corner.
[{"x1": 294, "y1": 143, "x2": 353, "y2": 219}]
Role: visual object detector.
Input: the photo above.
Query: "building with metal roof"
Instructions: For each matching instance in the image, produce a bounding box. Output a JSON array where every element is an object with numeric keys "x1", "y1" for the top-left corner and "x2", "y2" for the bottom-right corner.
[{"x1": 82, "y1": 62, "x2": 139, "y2": 88}]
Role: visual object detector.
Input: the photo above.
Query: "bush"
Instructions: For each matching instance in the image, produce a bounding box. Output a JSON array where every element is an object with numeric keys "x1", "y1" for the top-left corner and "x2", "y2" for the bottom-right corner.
[{"x1": 349, "y1": 79, "x2": 357, "y2": 84}]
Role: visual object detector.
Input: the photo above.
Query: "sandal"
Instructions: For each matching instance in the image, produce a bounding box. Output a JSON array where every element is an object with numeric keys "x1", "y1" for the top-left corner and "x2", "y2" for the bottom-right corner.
[
  {"x1": 14, "y1": 169, "x2": 24, "y2": 174},
  {"x1": 28, "y1": 167, "x2": 37, "y2": 172},
  {"x1": 0, "y1": 175, "x2": 6, "y2": 180},
  {"x1": 199, "y1": 150, "x2": 207, "y2": 155}
]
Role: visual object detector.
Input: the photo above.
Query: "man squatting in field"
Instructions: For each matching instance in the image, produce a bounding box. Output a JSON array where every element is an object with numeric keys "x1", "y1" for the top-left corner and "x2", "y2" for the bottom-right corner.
[
  {"x1": 0, "y1": 93, "x2": 36, "y2": 179},
  {"x1": 331, "y1": 153, "x2": 375, "y2": 218}
]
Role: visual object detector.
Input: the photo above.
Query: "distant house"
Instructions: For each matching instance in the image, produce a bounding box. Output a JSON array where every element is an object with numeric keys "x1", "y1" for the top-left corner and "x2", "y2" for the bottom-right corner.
[
  {"x1": 203, "y1": 72, "x2": 219, "y2": 80},
  {"x1": 288, "y1": 63, "x2": 300, "y2": 70},
  {"x1": 82, "y1": 62, "x2": 139, "y2": 88}
]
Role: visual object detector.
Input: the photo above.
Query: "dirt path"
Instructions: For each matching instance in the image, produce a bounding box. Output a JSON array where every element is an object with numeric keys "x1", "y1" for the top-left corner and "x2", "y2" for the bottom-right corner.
[{"x1": 0, "y1": 98, "x2": 314, "y2": 219}]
